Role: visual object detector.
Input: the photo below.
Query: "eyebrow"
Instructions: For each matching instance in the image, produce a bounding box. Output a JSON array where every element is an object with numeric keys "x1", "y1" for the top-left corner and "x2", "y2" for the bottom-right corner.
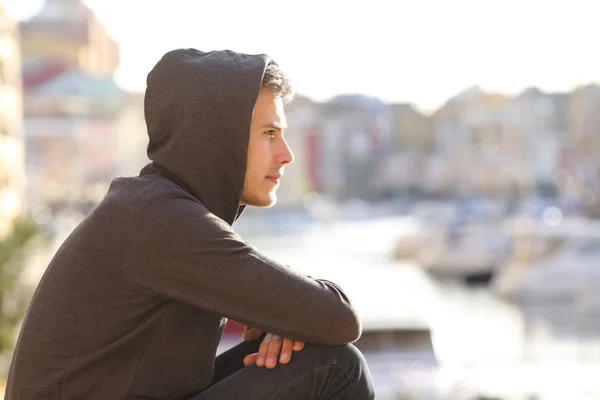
[{"x1": 262, "y1": 122, "x2": 287, "y2": 130}]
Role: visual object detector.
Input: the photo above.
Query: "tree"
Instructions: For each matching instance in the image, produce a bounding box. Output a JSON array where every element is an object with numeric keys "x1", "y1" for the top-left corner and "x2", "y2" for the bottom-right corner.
[{"x1": 0, "y1": 217, "x2": 45, "y2": 353}]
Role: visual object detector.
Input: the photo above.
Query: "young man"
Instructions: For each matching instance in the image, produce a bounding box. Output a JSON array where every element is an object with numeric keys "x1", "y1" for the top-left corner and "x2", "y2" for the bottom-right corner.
[{"x1": 6, "y1": 49, "x2": 375, "y2": 399}]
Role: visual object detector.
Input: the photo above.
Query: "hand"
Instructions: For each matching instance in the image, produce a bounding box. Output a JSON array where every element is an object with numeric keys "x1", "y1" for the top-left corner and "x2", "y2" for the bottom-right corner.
[{"x1": 243, "y1": 332, "x2": 305, "y2": 369}]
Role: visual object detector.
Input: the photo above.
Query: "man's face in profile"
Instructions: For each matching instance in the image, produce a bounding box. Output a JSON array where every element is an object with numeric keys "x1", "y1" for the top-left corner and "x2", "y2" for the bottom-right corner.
[{"x1": 241, "y1": 89, "x2": 294, "y2": 207}]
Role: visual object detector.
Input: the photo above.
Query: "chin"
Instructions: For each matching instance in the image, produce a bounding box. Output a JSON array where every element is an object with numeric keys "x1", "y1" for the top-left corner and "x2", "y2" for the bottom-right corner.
[
  {"x1": 258, "y1": 197, "x2": 277, "y2": 208},
  {"x1": 243, "y1": 194, "x2": 277, "y2": 208}
]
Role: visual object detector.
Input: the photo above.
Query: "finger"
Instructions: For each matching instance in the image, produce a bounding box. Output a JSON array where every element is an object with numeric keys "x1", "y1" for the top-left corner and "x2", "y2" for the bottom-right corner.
[
  {"x1": 243, "y1": 327, "x2": 263, "y2": 342},
  {"x1": 243, "y1": 353, "x2": 258, "y2": 366},
  {"x1": 256, "y1": 333, "x2": 273, "y2": 367},
  {"x1": 242, "y1": 326, "x2": 252, "y2": 341},
  {"x1": 279, "y1": 337, "x2": 294, "y2": 364},
  {"x1": 293, "y1": 341, "x2": 305, "y2": 352},
  {"x1": 264, "y1": 334, "x2": 283, "y2": 369}
]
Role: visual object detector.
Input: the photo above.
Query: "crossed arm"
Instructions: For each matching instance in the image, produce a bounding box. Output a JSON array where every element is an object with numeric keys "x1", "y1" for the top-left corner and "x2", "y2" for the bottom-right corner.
[{"x1": 125, "y1": 197, "x2": 360, "y2": 366}]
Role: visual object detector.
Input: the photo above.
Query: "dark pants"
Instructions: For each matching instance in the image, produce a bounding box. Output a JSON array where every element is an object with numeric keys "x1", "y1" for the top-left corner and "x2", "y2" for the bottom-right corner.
[{"x1": 191, "y1": 336, "x2": 375, "y2": 399}]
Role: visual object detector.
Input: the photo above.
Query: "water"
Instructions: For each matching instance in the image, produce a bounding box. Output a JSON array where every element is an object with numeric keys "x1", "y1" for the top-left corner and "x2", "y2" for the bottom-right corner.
[{"x1": 239, "y1": 215, "x2": 600, "y2": 399}]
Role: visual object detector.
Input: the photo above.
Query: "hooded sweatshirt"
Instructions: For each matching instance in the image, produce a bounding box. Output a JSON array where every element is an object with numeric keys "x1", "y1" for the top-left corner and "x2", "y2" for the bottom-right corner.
[{"x1": 5, "y1": 49, "x2": 361, "y2": 400}]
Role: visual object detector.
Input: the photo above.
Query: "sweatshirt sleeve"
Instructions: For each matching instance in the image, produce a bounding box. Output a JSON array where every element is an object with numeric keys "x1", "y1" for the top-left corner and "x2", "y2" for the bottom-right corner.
[{"x1": 122, "y1": 194, "x2": 361, "y2": 345}]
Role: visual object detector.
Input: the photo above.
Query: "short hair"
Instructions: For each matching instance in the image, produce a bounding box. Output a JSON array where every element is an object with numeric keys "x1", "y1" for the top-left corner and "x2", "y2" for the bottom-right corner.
[{"x1": 261, "y1": 61, "x2": 294, "y2": 103}]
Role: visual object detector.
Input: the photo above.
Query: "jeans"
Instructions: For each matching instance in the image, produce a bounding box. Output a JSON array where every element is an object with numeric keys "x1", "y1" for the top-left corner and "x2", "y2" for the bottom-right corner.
[{"x1": 191, "y1": 335, "x2": 375, "y2": 399}]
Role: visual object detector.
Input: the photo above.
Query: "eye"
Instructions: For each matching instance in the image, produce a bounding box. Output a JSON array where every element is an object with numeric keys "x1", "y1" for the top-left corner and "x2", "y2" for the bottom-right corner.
[{"x1": 264, "y1": 130, "x2": 276, "y2": 139}]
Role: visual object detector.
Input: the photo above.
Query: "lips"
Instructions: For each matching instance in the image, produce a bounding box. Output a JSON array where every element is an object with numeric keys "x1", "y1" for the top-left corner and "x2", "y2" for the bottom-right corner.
[{"x1": 266, "y1": 174, "x2": 282, "y2": 184}]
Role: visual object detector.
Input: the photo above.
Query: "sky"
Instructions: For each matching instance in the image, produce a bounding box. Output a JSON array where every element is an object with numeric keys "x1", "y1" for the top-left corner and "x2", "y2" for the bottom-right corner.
[{"x1": 5, "y1": 0, "x2": 600, "y2": 112}]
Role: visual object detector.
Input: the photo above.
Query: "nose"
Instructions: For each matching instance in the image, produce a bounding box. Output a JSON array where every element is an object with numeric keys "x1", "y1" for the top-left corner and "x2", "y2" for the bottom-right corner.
[{"x1": 277, "y1": 137, "x2": 294, "y2": 166}]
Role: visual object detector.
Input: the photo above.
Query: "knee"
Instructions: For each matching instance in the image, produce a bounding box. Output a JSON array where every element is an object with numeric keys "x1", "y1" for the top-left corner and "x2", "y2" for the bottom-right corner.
[
  {"x1": 310, "y1": 343, "x2": 371, "y2": 380},
  {"x1": 324, "y1": 344, "x2": 374, "y2": 396},
  {"x1": 296, "y1": 343, "x2": 374, "y2": 398},
  {"x1": 331, "y1": 343, "x2": 368, "y2": 369}
]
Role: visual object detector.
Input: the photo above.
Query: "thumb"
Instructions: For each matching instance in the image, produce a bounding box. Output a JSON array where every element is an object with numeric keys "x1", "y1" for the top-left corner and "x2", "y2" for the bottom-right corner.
[
  {"x1": 243, "y1": 353, "x2": 259, "y2": 366},
  {"x1": 243, "y1": 328, "x2": 263, "y2": 342}
]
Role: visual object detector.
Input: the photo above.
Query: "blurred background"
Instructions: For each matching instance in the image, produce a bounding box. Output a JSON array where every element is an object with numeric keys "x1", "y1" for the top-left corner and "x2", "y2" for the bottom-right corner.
[{"x1": 0, "y1": 0, "x2": 599, "y2": 399}]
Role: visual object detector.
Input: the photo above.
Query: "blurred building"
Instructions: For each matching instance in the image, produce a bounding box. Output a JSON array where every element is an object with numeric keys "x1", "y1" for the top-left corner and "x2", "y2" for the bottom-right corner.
[
  {"x1": 390, "y1": 103, "x2": 435, "y2": 154},
  {"x1": 382, "y1": 103, "x2": 435, "y2": 196},
  {"x1": 0, "y1": 1, "x2": 25, "y2": 236},
  {"x1": 23, "y1": 70, "x2": 125, "y2": 214},
  {"x1": 566, "y1": 84, "x2": 600, "y2": 214},
  {"x1": 18, "y1": 0, "x2": 138, "y2": 216},
  {"x1": 503, "y1": 87, "x2": 569, "y2": 198},
  {"x1": 431, "y1": 87, "x2": 511, "y2": 197},
  {"x1": 317, "y1": 95, "x2": 395, "y2": 201},
  {"x1": 431, "y1": 86, "x2": 569, "y2": 199},
  {"x1": 20, "y1": 0, "x2": 120, "y2": 88}
]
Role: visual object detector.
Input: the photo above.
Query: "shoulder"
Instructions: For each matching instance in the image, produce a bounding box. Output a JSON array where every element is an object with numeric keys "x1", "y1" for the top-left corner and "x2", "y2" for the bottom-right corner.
[
  {"x1": 113, "y1": 175, "x2": 235, "y2": 239},
  {"x1": 105, "y1": 175, "x2": 199, "y2": 211}
]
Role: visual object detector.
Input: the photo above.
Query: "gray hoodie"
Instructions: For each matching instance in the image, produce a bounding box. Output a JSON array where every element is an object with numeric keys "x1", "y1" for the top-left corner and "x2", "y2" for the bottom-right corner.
[{"x1": 6, "y1": 49, "x2": 361, "y2": 400}]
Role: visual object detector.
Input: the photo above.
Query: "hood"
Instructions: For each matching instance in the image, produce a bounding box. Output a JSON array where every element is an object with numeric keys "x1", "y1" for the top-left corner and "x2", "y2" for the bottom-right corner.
[{"x1": 142, "y1": 48, "x2": 270, "y2": 225}]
